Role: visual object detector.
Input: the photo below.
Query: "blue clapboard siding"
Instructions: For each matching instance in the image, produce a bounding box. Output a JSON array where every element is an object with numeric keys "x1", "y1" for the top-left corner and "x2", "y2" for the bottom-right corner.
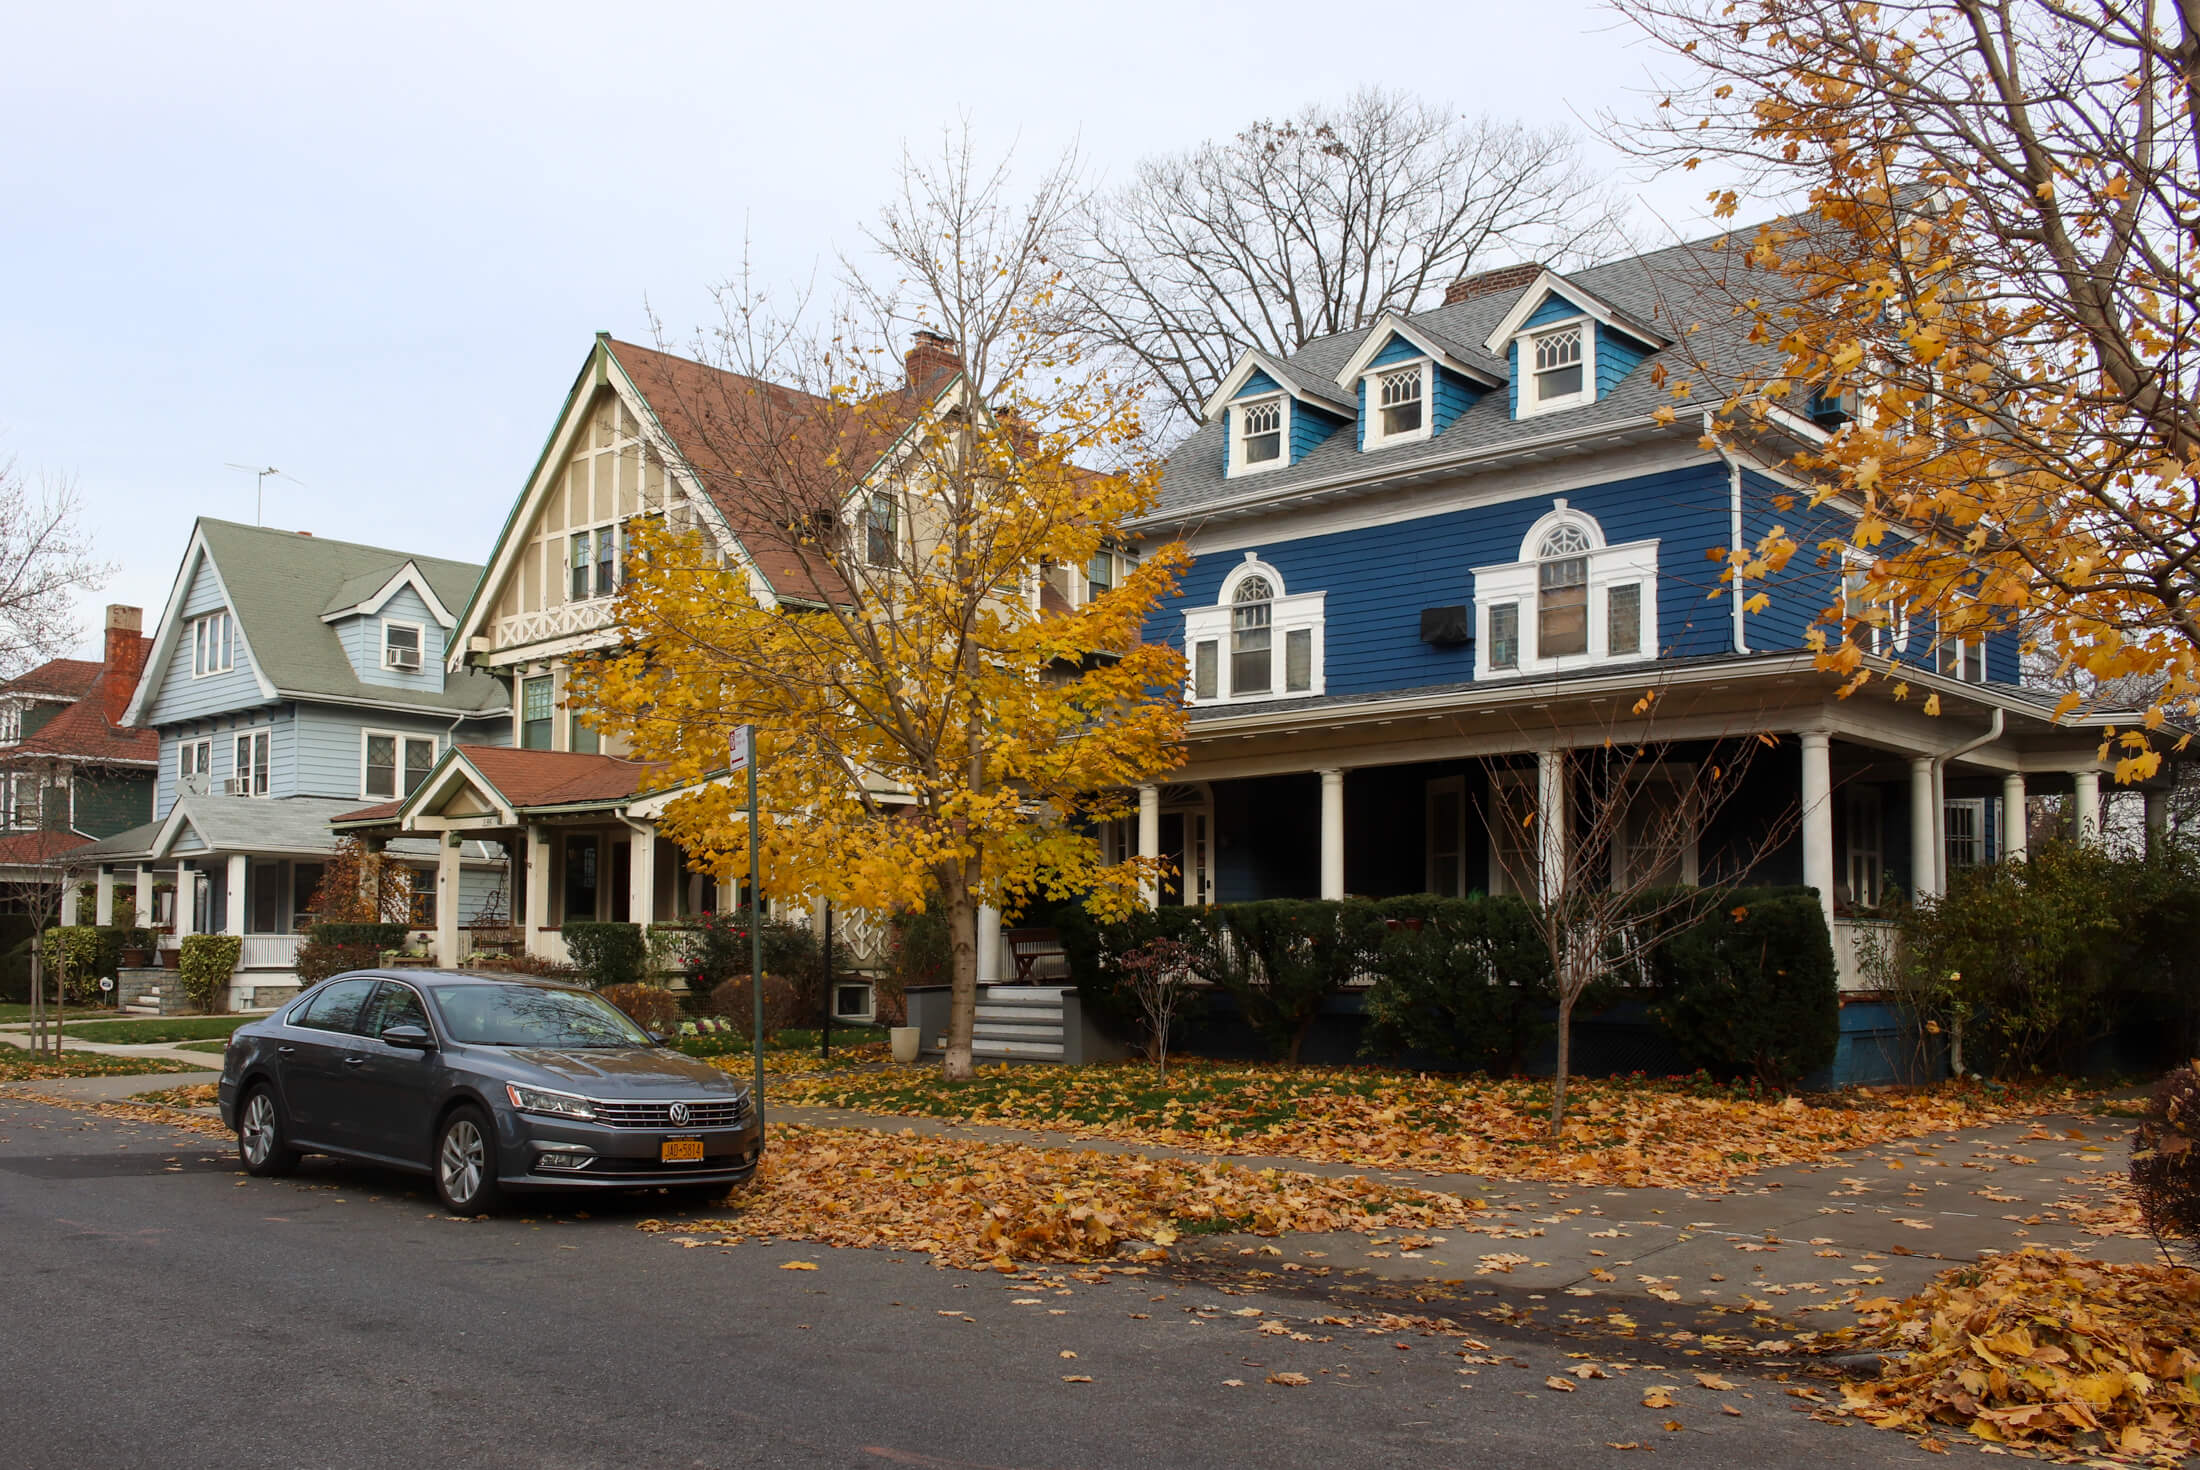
[
  {"x1": 1432, "y1": 367, "x2": 1481, "y2": 435},
  {"x1": 1235, "y1": 369, "x2": 1281, "y2": 400},
  {"x1": 1522, "y1": 292, "x2": 1585, "y2": 329},
  {"x1": 154, "y1": 708, "x2": 298, "y2": 818},
  {"x1": 143, "y1": 554, "x2": 269, "y2": 727},
  {"x1": 336, "y1": 585, "x2": 450, "y2": 693},
  {"x1": 291, "y1": 704, "x2": 474, "y2": 802},
  {"x1": 1596, "y1": 327, "x2": 1653, "y2": 400},
  {"x1": 1738, "y1": 469, "x2": 1846, "y2": 654},
  {"x1": 1161, "y1": 463, "x2": 1740, "y2": 699},
  {"x1": 1369, "y1": 334, "x2": 1422, "y2": 369},
  {"x1": 1291, "y1": 406, "x2": 1345, "y2": 463}
]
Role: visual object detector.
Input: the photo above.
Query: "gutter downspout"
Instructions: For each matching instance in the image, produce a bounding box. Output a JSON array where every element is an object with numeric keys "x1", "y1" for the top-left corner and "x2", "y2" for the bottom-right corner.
[
  {"x1": 1929, "y1": 707, "x2": 2004, "y2": 1078},
  {"x1": 1705, "y1": 412, "x2": 1750, "y2": 655}
]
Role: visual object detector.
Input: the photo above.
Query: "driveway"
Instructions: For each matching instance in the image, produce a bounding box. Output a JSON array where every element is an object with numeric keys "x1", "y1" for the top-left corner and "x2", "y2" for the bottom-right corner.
[{"x1": 0, "y1": 1094, "x2": 1953, "y2": 1470}]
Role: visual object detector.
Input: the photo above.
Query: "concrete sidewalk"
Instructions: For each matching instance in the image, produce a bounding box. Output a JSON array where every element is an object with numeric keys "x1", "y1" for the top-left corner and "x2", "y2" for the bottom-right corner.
[
  {"x1": 771, "y1": 1101, "x2": 2153, "y2": 1330},
  {"x1": 0, "y1": 1026, "x2": 229, "y2": 1071}
]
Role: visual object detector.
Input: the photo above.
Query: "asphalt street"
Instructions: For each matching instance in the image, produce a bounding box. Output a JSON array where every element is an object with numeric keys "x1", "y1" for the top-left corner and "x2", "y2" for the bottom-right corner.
[{"x1": 0, "y1": 1095, "x2": 1948, "y2": 1470}]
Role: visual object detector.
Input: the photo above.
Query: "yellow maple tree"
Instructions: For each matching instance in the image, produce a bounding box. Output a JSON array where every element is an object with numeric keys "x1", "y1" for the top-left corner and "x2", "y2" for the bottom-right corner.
[
  {"x1": 1617, "y1": 0, "x2": 2200, "y2": 778},
  {"x1": 568, "y1": 141, "x2": 1188, "y2": 1079}
]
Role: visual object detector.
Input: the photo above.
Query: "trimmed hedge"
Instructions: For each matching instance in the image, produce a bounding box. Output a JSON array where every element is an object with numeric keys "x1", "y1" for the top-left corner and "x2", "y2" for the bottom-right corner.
[
  {"x1": 179, "y1": 934, "x2": 242, "y2": 1012},
  {"x1": 297, "y1": 921, "x2": 411, "y2": 984},
  {"x1": 562, "y1": 921, "x2": 647, "y2": 989},
  {"x1": 599, "y1": 981, "x2": 681, "y2": 1034},
  {"x1": 1062, "y1": 887, "x2": 1839, "y2": 1079},
  {"x1": 310, "y1": 922, "x2": 410, "y2": 950}
]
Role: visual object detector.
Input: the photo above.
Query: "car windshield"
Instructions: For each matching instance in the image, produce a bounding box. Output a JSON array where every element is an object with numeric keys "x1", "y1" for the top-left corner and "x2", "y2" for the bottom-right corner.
[{"x1": 427, "y1": 984, "x2": 651, "y2": 1049}]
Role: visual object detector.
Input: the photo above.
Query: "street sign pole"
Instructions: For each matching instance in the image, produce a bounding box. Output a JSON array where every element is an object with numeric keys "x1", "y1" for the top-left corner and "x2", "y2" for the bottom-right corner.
[
  {"x1": 820, "y1": 900, "x2": 832, "y2": 1062},
  {"x1": 745, "y1": 727, "x2": 763, "y2": 1118}
]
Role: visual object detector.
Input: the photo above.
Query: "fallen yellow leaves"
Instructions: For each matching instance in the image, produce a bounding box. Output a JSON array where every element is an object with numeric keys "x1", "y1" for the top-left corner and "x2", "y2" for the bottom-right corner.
[
  {"x1": 1830, "y1": 1249, "x2": 2200, "y2": 1460},
  {"x1": 777, "y1": 1260, "x2": 818, "y2": 1271},
  {"x1": 766, "y1": 1061, "x2": 2100, "y2": 1189},
  {"x1": 643, "y1": 1124, "x2": 1482, "y2": 1270},
  {"x1": 1266, "y1": 1372, "x2": 1310, "y2": 1387}
]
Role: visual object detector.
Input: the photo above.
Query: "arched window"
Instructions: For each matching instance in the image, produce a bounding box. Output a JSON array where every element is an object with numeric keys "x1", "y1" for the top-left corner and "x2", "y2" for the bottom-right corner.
[
  {"x1": 1537, "y1": 525, "x2": 1590, "y2": 658},
  {"x1": 1231, "y1": 576, "x2": 1274, "y2": 695}
]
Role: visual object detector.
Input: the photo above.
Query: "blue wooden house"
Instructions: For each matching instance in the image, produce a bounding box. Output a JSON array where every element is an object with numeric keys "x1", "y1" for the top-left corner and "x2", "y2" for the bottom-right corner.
[
  {"x1": 1123, "y1": 236, "x2": 2160, "y2": 1034},
  {"x1": 76, "y1": 519, "x2": 512, "y2": 1007}
]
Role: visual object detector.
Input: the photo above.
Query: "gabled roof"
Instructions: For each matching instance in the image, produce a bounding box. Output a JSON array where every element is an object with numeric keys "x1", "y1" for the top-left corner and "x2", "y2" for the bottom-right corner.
[
  {"x1": 126, "y1": 520, "x2": 508, "y2": 725},
  {"x1": 1479, "y1": 268, "x2": 1669, "y2": 354},
  {"x1": 1148, "y1": 218, "x2": 1806, "y2": 523},
  {"x1": 1199, "y1": 348, "x2": 1358, "y2": 423},
  {"x1": 1, "y1": 659, "x2": 103, "y2": 701},
  {"x1": 1331, "y1": 311, "x2": 1508, "y2": 392},
  {"x1": 2, "y1": 642, "x2": 158, "y2": 767},
  {"x1": 333, "y1": 744, "x2": 675, "y2": 830},
  {"x1": 320, "y1": 560, "x2": 458, "y2": 627},
  {"x1": 0, "y1": 830, "x2": 95, "y2": 868}
]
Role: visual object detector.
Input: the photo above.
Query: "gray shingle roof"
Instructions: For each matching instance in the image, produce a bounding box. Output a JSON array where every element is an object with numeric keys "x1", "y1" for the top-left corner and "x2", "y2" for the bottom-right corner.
[
  {"x1": 1149, "y1": 225, "x2": 1787, "y2": 522},
  {"x1": 79, "y1": 798, "x2": 493, "y2": 862},
  {"x1": 196, "y1": 520, "x2": 506, "y2": 714}
]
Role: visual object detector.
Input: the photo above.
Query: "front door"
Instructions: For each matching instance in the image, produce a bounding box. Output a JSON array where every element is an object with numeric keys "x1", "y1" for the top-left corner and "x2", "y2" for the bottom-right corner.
[{"x1": 1157, "y1": 799, "x2": 1214, "y2": 906}]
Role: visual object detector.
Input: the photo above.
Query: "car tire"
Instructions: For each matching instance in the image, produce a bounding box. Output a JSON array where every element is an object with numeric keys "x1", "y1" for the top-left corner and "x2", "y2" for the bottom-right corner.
[
  {"x1": 666, "y1": 1182, "x2": 731, "y2": 1210},
  {"x1": 236, "y1": 1084, "x2": 301, "y2": 1178},
  {"x1": 433, "y1": 1105, "x2": 505, "y2": 1216}
]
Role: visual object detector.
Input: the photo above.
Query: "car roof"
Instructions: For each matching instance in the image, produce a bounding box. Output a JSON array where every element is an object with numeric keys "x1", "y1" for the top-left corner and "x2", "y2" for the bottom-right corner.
[{"x1": 323, "y1": 968, "x2": 589, "y2": 991}]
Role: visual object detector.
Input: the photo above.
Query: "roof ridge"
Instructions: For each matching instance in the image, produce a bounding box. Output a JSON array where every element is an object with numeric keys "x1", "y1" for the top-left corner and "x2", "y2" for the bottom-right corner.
[{"x1": 197, "y1": 517, "x2": 486, "y2": 577}]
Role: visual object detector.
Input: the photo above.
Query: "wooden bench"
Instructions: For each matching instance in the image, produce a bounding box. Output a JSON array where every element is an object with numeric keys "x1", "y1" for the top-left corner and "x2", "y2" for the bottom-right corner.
[{"x1": 1003, "y1": 927, "x2": 1067, "y2": 983}]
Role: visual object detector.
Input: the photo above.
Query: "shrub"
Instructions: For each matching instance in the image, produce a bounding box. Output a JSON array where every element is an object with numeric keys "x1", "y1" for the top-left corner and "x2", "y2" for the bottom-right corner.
[
  {"x1": 1056, "y1": 901, "x2": 1210, "y2": 1043},
  {"x1": 2132, "y1": 1063, "x2": 2200, "y2": 1265},
  {"x1": 295, "y1": 922, "x2": 410, "y2": 983},
  {"x1": 1646, "y1": 888, "x2": 1839, "y2": 1087},
  {"x1": 42, "y1": 926, "x2": 154, "y2": 1005},
  {"x1": 1196, "y1": 900, "x2": 1388, "y2": 1064},
  {"x1": 707, "y1": 973, "x2": 808, "y2": 1035},
  {"x1": 1360, "y1": 895, "x2": 1554, "y2": 1073},
  {"x1": 310, "y1": 922, "x2": 410, "y2": 950},
  {"x1": 598, "y1": 982, "x2": 682, "y2": 1035},
  {"x1": 179, "y1": 934, "x2": 242, "y2": 1012},
  {"x1": 561, "y1": 921, "x2": 647, "y2": 988},
  {"x1": 463, "y1": 950, "x2": 573, "y2": 978}
]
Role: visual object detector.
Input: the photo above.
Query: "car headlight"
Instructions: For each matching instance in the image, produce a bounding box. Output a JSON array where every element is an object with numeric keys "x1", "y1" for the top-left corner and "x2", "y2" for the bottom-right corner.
[{"x1": 504, "y1": 1083, "x2": 596, "y2": 1121}]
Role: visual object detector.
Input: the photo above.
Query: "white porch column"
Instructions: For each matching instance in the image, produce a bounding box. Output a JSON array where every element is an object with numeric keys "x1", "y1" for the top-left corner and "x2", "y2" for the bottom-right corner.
[
  {"x1": 976, "y1": 904, "x2": 1003, "y2": 986},
  {"x1": 435, "y1": 835, "x2": 462, "y2": 967},
  {"x1": 225, "y1": 853, "x2": 248, "y2": 937},
  {"x1": 1909, "y1": 757, "x2": 1939, "y2": 899},
  {"x1": 627, "y1": 823, "x2": 655, "y2": 931},
  {"x1": 1318, "y1": 768, "x2": 1346, "y2": 901},
  {"x1": 2145, "y1": 787, "x2": 2171, "y2": 851},
  {"x1": 173, "y1": 862, "x2": 197, "y2": 940},
  {"x1": 1800, "y1": 732, "x2": 1834, "y2": 931},
  {"x1": 2071, "y1": 769, "x2": 2102, "y2": 844},
  {"x1": 94, "y1": 865, "x2": 115, "y2": 926},
  {"x1": 1536, "y1": 748, "x2": 1567, "y2": 903},
  {"x1": 133, "y1": 864, "x2": 153, "y2": 929},
  {"x1": 1136, "y1": 783, "x2": 1161, "y2": 909},
  {"x1": 524, "y1": 826, "x2": 553, "y2": 958},
  {"x1": 2001, "y1": 772, "x2": 2028, "y2": 862},
  {"x1": 60, "y1": 876, "x2": 87, "y2": 928}
]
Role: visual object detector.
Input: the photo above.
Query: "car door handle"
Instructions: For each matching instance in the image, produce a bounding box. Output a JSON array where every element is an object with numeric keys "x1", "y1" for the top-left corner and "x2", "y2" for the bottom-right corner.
[
  {"x1": 277, "y1": 1046, "x2": 297, "y2": 1056},
  {"x1": 343, "y1": 1056, "x2": 367, "y2": 1067}
]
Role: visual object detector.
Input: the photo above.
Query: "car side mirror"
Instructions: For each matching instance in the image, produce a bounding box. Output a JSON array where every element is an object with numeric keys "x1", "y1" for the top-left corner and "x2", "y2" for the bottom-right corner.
[
  {"x1": 646, "y1": 1029, "x2": 673, "y2": 1047},
  {"x1": 381, "y1": 1024, "x2": 435, "y2": 1050}
]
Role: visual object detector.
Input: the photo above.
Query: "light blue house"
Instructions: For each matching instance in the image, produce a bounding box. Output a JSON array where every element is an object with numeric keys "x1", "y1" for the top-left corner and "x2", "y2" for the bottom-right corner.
[
  {"x1": 81, "y1": 519, "x2": 512, "y2": 1006},
  {"x1": 1124, "y1": 233, "x2": 2161, "y2": 1015}
]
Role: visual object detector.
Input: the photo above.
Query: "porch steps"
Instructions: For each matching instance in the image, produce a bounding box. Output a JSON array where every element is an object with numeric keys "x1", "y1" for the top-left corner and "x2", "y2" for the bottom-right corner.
[{"x1": 971, "y1": 985, "x2": 1068, "y2": 1062}]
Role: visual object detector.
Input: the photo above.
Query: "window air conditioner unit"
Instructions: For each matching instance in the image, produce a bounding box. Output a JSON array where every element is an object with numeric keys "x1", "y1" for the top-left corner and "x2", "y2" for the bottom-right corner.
[
  {"x1": 1419, "y1": 605, "x2": 1473, "y2": 648},
  {"x1": 387, "y1": 646, "x2": 421, "y2": 670},
  {"x1": 223, "y1": 777, "x2": 252, "y2": 796}
]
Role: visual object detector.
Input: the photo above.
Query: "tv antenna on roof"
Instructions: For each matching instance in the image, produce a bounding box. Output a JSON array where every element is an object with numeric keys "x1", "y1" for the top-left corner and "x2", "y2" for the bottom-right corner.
[{"x1": 224, "y1": 463, "x2": 305, "y2": 526}]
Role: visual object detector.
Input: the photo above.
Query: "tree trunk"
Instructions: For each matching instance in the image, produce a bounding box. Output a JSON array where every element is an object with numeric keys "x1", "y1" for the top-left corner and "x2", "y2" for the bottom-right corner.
[
  {"x1": 940, "y1": 866, "x2": 979, "y2": 1082},
  {"x1": 1550, "y1": 987, "x2": 1575, "y2": 1143}
]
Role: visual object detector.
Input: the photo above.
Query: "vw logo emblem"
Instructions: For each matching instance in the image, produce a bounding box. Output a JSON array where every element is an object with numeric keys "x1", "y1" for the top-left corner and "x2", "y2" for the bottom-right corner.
[{"x1": 667, "y1": 1102, "x2": 691, "y2": 1126}]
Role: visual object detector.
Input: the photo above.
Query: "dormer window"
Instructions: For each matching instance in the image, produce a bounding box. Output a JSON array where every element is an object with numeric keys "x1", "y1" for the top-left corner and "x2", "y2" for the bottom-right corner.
[
  {"x1": 1361, "y1": 361, "x2": 1434, "y2": 449},
  {"x1": 1233, "y1": 398, "x2": 1285, "y2": 474},
  {"x1": 1378, "y1": 367, "x2": 1423, "y2": 437},
  {"x1": 1525, "y1": 323, "x2": 1588, "y2": 414},
  {"x1": 382, "y1": 620, "x2": 423, "y2": 671}
]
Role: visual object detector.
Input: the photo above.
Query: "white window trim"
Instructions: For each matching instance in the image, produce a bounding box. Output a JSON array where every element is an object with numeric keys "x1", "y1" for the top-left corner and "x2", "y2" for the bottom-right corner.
[
  {"x1": 381, "y1": 617, "x2": 426, "y2": 671},
  {"x1": 359, "y1": 728, "x2": 440, "y2": 802},
  {"x1": 1472, "y1": 504, "x2": 1658, "y2": 679},
  {"x1": 1841, "y1": 555, "x2": 1910, "y2": 656},
  {"x1": 1424, "y1": 774, "x2": 1468, "y2": 897},
  {"x1": 177, "y1": 737, "x2": 214, "y2": 796},
  {"x1": 189, "y1": 610, "x2": 234, "y2": 678},
  {"x1": 1485, "y1": 768, "x2": 1538, "y2": 900},
  {"x1": 1945, "y1": 796, "x2": 1988, "y2": 870},
  {"x1": 228, "y1": 726, "x2": 273, "y2": 798},
  {"x1": 1226, "y1": 395, "x2": 1291, "y2": 478},
  {"x1": 1608, "y1": 763, "x2": 1701, "y2": 890},
  {"x1": 1514, "y1": 315, "x2": 1596, "y2": 419},
  {"x1": 1845, "y1": 785, "x2": 1884, "y2": 908},
  {"x1": 566, "y1": 521, "x2": 625, "y2": 603},
  {"x1": 1182, "y1": 556, "x2": 1325, "y2": 704},
  {"x1": 1361, "y1": 359, "x2": 1434, "y2": 450}
]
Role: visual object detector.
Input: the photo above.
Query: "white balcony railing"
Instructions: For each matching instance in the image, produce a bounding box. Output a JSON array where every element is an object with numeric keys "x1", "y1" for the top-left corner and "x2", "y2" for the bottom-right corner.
[{"x1": 239, "y1": 934, "x2": 304, "y2": 971}]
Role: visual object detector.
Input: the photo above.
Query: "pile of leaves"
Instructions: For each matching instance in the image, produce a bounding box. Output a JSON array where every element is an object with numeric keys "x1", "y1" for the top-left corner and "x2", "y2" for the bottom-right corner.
[
  {"x1": 769, "y1": 1060, "x2": 2094, "y2": 1187},
  {"x1": 1833, "y1": 1250, "x2": 2200, "y2": 1459},
  {"x1": 132, "y1": 1082, "x2": 220, "y2": 1109},
  {"x1": 644, "y1": 1124, "x2": 1482, "y2": 1270},
  {"x1": 701, "y1": 1042, "x2": 891, "y2": 1077},
  {"x1": 0, "y1": 1050, "x2": 197, "y2": 1082}
]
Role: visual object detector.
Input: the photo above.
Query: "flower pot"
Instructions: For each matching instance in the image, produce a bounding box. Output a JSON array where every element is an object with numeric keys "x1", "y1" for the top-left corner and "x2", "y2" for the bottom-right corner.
[
  {"x1": 159, "y1": 948, "x2": 180, "y2": 970},
  {"x1": 119, "y1": 948, "x2": 148, "y2": 968},
  {"x1": 890, "y1": 1026, "x2": 922, "y2": 1064}
]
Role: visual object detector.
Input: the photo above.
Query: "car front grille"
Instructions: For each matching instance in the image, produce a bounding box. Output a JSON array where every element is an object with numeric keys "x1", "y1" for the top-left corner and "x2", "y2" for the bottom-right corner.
[{"x1": 589, "y1": 1097, "x2": 751, "y2": 1130}]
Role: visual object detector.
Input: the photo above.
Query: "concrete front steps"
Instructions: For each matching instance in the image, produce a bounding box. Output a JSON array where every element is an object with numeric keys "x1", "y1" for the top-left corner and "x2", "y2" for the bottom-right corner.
[
  {"x1": 119, "y1": 967, "x2": 187, "y2": 1016},
  {"x1": 972, "y1": 985, "x2": 1070, "y2": 1061}
]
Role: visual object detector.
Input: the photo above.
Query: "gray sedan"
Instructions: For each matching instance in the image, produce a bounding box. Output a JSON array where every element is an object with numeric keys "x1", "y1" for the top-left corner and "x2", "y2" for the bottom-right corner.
[{"x1": 218, "y1": 970, "x2": 762, "y2": 1214}]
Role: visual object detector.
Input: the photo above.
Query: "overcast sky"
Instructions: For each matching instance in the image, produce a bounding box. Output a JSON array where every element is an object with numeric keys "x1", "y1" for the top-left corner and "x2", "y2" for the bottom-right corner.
[{"x1": 4, "y1": 0, "x2": 1732, "y2": 660}]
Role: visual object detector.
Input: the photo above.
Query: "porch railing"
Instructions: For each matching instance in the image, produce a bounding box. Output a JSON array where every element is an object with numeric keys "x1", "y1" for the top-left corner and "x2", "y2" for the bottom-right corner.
[
  {"x1": 1831, "y1": 916, "x2": 1898, "y2": 993},
  {"x1": 239, "y1": 933, "x2": 304, "y2": 971}
]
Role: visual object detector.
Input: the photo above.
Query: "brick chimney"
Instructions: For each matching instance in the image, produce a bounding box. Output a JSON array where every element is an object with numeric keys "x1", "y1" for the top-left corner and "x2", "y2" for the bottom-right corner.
[
  {"x1": 1443, "y1": 261, "x2": 1547, "y2": 307},
  {"x1": 101, "y1": 605, "x2": 146, "y2": 723},
  {"x1": 904, "y1": 331, "x2": 961, "y2": 395}
]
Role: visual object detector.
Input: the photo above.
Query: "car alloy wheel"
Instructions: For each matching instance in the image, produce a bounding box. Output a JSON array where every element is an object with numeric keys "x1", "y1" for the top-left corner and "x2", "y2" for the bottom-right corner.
[
  {"x1": 440, "y1": 1118, "x2": 487, "y2": 1205},
  {"x1": 241, "y1": 1092, "x2": 277, "y2": 1167}
]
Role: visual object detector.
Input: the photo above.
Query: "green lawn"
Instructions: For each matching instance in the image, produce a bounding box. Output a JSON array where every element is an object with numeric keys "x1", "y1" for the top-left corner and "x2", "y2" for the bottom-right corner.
[
  {"x1": 0, "y1": 1004, "x2": 127, "y2": 1024},
  {"x1": 60, "y1": 1016, "x2": 247, "y2": 1044},
  {"x1": 174, "y1": 1039, "x2": 231, "y2": 1054}
]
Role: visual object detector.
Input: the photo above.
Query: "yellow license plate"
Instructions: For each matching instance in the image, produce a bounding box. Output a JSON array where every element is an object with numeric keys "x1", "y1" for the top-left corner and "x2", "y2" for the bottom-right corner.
[{"x1": 660, "y1": 1139, "x2": 705, "y2": 1163}]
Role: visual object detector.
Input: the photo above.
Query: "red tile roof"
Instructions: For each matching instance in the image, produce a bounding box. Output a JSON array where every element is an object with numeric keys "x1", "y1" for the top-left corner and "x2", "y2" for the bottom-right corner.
[
  {"x1": 1, "y1": 640, "x2": 159, "y2": 767},
  {"x1": 0, "y1": 830, "x2": 94, "y2": 866},
  {"x1": 2, "y1": 658, "x2": 103, "y2": 701},
  {"x1": 333, "y1": 745, "x2": 674, "y2": 826}
]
